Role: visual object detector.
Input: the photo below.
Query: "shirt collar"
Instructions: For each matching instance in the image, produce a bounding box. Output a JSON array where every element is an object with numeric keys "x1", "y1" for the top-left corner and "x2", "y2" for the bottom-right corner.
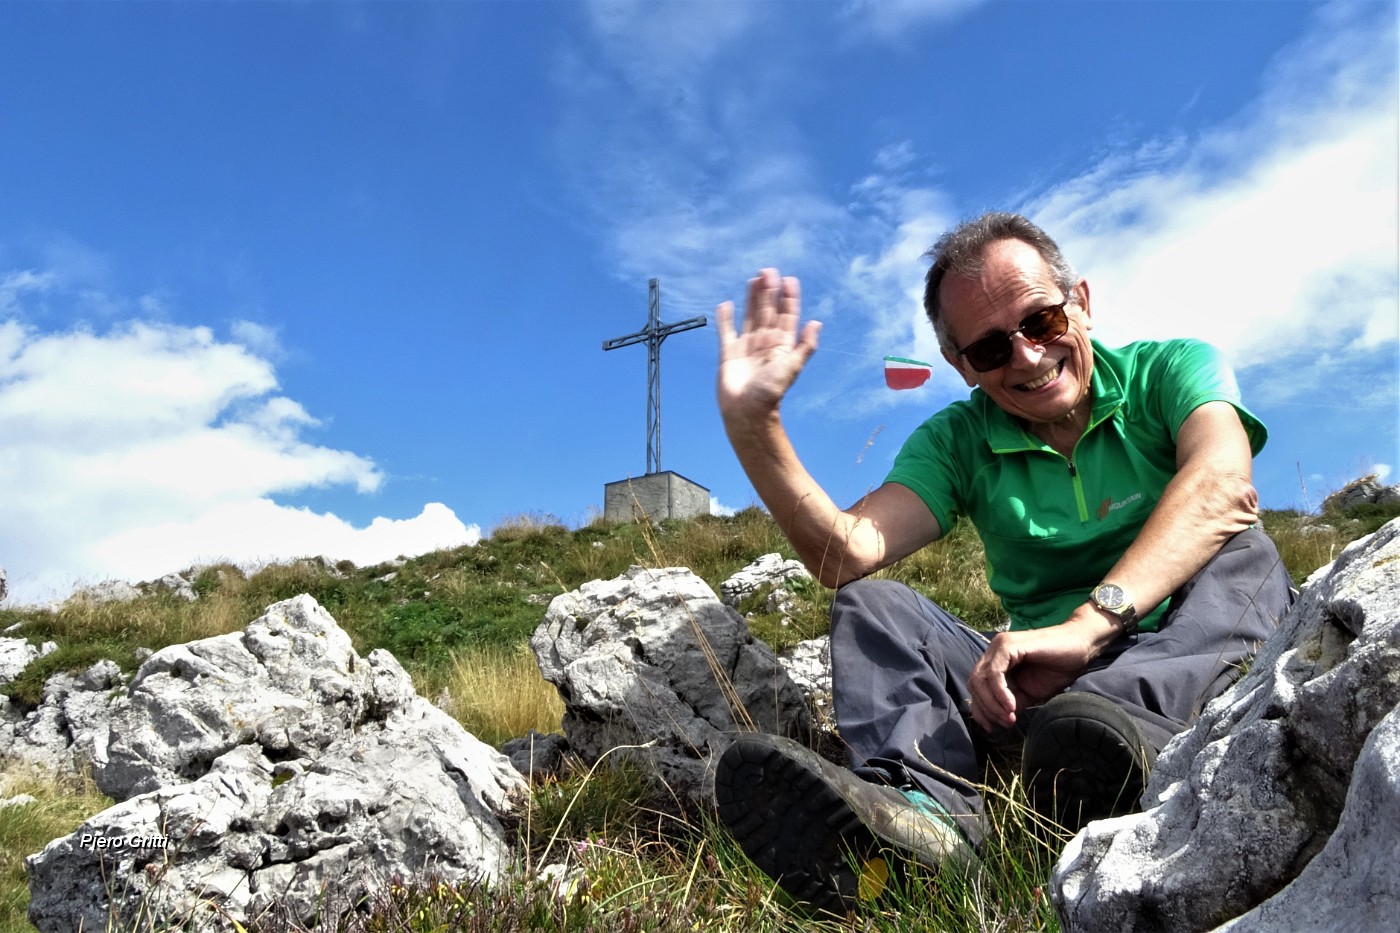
[{"x1": 979, "y1": 339, "x2": 1124, "y2": 454}]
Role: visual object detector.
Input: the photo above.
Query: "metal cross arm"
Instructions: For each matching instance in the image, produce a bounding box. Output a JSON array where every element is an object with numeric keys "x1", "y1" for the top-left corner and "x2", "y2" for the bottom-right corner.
[
  {"x1": 601, "y1": 317, "x2": 708, "y2": 350},
  {"x1": 602, "y1": 278, "x2": 706, "y2": 475}
]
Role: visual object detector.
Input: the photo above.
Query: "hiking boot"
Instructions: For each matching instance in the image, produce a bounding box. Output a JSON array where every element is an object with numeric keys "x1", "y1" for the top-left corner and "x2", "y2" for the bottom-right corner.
[
  {"x1": 1022, "y1": 691, "x2": 1157, "y2": 833},
  {"x1": 713, "y1": 733, "x2": 976, "y2": 915}
]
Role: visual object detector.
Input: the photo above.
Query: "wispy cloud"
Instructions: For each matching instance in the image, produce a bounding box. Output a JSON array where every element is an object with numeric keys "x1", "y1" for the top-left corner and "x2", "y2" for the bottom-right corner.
[
  {"x1": 1026, "y1": 2, "x2": 1397, "y2": 408},
  {"x1": 559, "y1": 0, "x2": 1395, "y2": 464},
  {"x1": 0, "y1": 274, "x2": 480, "y2": 605},
  {"x1": 839, "y1": 0, "x2": 987, "y2": 42}
]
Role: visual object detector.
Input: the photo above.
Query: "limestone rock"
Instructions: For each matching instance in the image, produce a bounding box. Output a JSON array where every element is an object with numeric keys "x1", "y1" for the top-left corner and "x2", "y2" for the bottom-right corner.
[
  {"x1": 152, "y1": 572, "x2": 199, "y2": 602},
  {"x1": 1322, "y1": 474, "x2": 1400, "y2": 511},
  {"x1": 777, "y1": 636, "x2": 833, "y2": 722},
  {"x1": 1052, "y1": 518, "x2": 1400, "y2": 932},
  {"x1": 531, "y1": 565, "x2": 811, "y2": 803},
  {"x1": 0, "y1": 637, "x2": 56, "y2": 683},
  {"x1": 501, "y1": 729, "x2": 570, "y2": 778},
  {"x1": 719, "y1": 553, "x2": 812, "y2": 608},
  {"x1": 0, "y1": 659, "x2": 122, "y2": 776},
  {"x1": 70, "y1": 580, "x2": 142, "y2": 604},
  {"x1": 26, "y1": 595, "x2": 527, "y2": 933},
  {"x1": 1215, "y1": 703, "x2": 1400, "y2": 932}
]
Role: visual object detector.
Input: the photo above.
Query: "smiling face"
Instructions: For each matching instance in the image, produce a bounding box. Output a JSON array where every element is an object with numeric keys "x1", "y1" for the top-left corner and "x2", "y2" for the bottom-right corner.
[{"x1": 938, "y1": 238, "x2": 1095, "y2": 430}]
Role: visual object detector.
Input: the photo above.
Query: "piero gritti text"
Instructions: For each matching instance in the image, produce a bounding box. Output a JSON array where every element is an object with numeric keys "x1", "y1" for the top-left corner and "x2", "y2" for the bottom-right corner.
[{"x1": 77, "y1": 833, "x2": 170, "y2": 852}]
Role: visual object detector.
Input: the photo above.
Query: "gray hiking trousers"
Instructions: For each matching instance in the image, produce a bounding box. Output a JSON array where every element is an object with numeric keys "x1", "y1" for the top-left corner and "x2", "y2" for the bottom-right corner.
[{"x1": 829, "y1": 526, "x2": 1294, "y2": 844}]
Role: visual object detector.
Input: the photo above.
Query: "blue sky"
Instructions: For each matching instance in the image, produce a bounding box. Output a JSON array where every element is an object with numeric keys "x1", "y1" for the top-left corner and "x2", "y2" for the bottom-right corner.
[{"x1": 1, "y1": 1, "x2": 1396, "y2": 605}]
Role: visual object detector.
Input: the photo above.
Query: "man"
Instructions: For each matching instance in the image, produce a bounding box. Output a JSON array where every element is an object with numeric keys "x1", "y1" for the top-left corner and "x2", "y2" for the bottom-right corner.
[{"x1": 711, "y1": 212, "x2": 1293, "y2": 914}]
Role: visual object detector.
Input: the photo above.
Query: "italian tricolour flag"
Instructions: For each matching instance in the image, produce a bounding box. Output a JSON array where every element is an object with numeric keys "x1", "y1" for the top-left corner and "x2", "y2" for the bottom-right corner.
[{"x1": 883, "y1": 356, "x2": 932, "y2": 390}]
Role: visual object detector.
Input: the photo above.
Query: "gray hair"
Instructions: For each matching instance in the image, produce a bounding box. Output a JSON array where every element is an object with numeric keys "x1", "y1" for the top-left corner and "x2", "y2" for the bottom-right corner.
[{"x1": 923, "y1": 212, "x2": 1079, "y2": 352}]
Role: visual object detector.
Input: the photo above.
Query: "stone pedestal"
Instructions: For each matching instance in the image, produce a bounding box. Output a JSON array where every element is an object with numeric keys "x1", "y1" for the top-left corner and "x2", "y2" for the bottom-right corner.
[{"x1": 604, "y1": 472, "x2": 710, "y2": 523}]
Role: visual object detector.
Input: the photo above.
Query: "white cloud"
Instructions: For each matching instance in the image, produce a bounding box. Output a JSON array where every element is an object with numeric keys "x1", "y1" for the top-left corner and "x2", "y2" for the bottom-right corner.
[
  {"x1": 94, "y1": 501, "x2": 480, "y2": 581},
  {"x1": 229, "y1": 320, "x2": 283, "y2": 360},
  {"x1": 709, "y1": 496, "x2": 739, "y2": 517},
  {"x1": 0, "y1": 309, "x2": 478, "y2": 606},
  {"x1": 1024, "y1": 3, "x2": 1397, "y2": 402},
  {"x1": 0, "y1": 270, "x2": 55, "y2": 315}
]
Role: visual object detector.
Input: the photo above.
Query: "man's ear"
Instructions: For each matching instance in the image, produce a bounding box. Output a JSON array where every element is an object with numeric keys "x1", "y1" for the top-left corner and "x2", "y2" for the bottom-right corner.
[
  {"x1": 942, "y1": 348, "x2": 978, "y2": 388},
  {"x1": 1075, "y1": 279, "x2": 1092, "y2": 330}
]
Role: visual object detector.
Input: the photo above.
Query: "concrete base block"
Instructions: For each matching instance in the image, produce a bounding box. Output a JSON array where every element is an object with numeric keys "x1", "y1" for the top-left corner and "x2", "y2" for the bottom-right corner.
[{"x1": 604, "y1": 472, "x2": 710, "y2": 523}]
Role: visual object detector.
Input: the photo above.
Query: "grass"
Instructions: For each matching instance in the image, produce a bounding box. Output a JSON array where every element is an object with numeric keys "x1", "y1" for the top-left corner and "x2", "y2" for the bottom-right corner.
[
  {"x1": 0, "y1": 769, "x2": 112, "y2": 933},
  {"x1": 438, "y1": 643, "x2": 565, "y2": 748},
  {"x1": 0, "y1": 490, "x2": 1393, "y2": 931}
]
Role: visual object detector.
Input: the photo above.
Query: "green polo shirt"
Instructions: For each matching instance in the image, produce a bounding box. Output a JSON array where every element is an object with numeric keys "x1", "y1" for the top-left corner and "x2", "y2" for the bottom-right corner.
[{"x1": 886, "y1": 339, "x2": 1266, "y2": 632}]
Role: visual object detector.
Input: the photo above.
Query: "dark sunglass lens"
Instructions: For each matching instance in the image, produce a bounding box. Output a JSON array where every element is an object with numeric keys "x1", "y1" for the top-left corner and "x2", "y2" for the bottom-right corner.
[
  {"x1": 1022, "y1": 305, "x2": 1069, "y2": 343},
  {"x1": 964, "y1": 336, "x2": 1011, "y2": 372}
]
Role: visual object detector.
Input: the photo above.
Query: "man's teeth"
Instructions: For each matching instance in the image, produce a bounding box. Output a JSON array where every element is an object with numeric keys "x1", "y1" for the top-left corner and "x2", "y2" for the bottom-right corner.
[{"x1": 1020, "y1": 363, "x2": 1061, "y2": 390}]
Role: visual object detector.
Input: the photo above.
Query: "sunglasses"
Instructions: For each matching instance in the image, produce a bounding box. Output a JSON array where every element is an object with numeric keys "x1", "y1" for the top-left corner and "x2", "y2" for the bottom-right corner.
[{"x1": 953, "y1": 301, "x2": 1071, "y2": 372}]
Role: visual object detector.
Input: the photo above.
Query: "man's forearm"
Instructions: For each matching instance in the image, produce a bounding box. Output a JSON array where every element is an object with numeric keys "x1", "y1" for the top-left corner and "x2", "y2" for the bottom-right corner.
[
  {"x1": 723, "y1": 409, "x2": 884, "y2": 587},
  {"x1": 1098, "y1": 459, "x2": 1258, "y2": 625}
]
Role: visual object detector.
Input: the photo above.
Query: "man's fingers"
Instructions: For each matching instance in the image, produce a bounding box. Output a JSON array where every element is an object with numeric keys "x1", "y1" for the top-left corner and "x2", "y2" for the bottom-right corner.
[
  {"x1": 776, "y1": 275, "x2": 801, "y2": 324},
  {"x1": 716, "y1": 301, "x2": 737, "y2": 348},
  {"x1": 744, "y1": 268, "x2": 781, "y2": 331},
  {"x1": 969, "y1": 641, "x2": 1020, "y2": 729}
]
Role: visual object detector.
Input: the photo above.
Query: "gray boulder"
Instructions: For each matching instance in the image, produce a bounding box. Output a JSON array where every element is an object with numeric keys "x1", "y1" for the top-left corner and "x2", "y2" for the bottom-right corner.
[
  {"x1": 0, "y1": 636, "x2": 57, "y2": 684},
  {"x1": 151, "y1": 572, "x2": 199, "y2": 602},
  {"x1": 531, "y1": 565, "x2": 811, "y2": 804},
  {"x1": 1322, "y1": 473, "x2": 1400, "y2": 511},
  {"x1": 719, "y1": 553, "x2": 812, "y2": 608},
  {"x1": 501, "y1": 729, "x2": 570, "y2": 778},
  {"x1": 26, "y1": 595, "x2": 527, "y2": 933},
  {"x1": 1052, "y1": 518, "x2": 1400, "y2": 932},
  {"x1": 777, "y1": 636, "x2": 833, "y2": 722},
  {"x1": 70, "y1": 579, "x2": 142, "y2": 604},
  {"x1": 0, "y1": 658, "x2": 120, "y2": 776}
]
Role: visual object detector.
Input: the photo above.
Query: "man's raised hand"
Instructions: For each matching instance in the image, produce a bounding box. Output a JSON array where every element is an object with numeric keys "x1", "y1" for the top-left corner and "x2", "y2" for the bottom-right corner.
[{"x1": 716, "y1": 269, "x2": 822, "y2": 421}]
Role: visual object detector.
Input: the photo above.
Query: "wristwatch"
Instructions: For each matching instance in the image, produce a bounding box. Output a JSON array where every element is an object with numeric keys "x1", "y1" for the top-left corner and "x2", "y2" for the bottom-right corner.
[{"x1": 1090, "y1": 582, "x2": 1138, "y2": 635}]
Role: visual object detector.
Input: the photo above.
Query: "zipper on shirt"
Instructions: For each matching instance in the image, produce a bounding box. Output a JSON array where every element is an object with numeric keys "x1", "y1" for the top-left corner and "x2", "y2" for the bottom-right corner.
[{"x1": 1067, "y1": 458, "x2": 1089, "y2": 522}]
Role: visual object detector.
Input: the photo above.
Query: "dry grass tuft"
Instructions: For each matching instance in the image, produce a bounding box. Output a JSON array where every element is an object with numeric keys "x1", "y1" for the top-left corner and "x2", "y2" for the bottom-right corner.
[{"x1": 441, "y1": 643, "x2": 565, "y2": 748}]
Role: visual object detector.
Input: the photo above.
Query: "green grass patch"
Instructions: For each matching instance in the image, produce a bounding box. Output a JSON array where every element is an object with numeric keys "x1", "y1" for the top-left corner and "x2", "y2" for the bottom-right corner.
[{"x1": 0, "y1": 771, "x2": 111, "y2": 933}]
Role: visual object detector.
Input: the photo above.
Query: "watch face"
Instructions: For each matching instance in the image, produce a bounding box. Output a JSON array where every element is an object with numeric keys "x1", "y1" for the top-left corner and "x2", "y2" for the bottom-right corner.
[{"x1": 1095, "y1": 583, "x2": 1125, "y2": 609}]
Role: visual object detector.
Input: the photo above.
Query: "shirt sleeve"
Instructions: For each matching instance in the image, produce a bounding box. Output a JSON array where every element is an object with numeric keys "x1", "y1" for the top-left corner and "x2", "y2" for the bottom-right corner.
[
  {"x1": 1155, "y1": 339, "x2": 1268, "y2": 455},
  {"x1": 883, "y1": 404, "x2": 972, "y2": 535}
]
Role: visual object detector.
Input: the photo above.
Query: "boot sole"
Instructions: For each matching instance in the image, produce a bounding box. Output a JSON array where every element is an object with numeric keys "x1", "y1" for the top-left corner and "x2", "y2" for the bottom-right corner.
[
  {"x1": 715, "y1": 735, "x2": 968, "y2": 914},
  {"x1": 1023, "y1": 691, "x2": 1157, "y2": 831}
]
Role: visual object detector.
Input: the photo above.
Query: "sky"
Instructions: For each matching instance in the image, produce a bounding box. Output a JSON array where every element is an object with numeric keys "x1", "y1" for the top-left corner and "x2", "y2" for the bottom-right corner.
[{"x1": 0, "y1": 0, "x2": 1396, "y2": 605}]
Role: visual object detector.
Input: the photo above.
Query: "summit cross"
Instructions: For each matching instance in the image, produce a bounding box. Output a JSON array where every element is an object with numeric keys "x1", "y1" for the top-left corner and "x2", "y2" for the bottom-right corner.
[{"x1": 602, "y1": 278, "x2": 706, "y2": 475}]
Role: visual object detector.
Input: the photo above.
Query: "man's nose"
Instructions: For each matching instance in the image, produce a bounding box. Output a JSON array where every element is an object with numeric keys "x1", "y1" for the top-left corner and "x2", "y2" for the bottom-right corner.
[{"x1": 1006, "y1": 331, "x2": 1046, "y2": 368}]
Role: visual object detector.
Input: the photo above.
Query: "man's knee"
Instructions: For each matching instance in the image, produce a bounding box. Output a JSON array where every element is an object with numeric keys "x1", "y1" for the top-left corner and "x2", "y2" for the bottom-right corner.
[
  {"x1": 1205, "y1": 526, "x2": 1294, "y2": 616},
  {"x1": 830, "y1": 578, "x2": 913, "y2": 636}
]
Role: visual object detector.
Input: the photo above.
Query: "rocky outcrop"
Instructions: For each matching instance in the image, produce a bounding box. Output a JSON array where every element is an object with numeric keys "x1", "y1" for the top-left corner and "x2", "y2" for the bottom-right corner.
[
  {"x1": 1321, "y1": 474, "x2": 1400, "y2": 512},
  {"x1": 25, "y1": 595, "x2": 526, "y2": 933},
  {"x1": 1052, "y1": 518, "x2": 1400, "y2": 932},
  {"x1": 0, "y1": 658, "x2": 120, "y2": 776},
  {"x1": 719, "y1": 553, "x2": 812, "y2": 609},
  {"x1": 531, "y1": 565, "x2": 811, "y2": 804},
  {"x1": 70, "y1": 580, "x2": 143, "y2": 604},
  {"x1": 777, "y1": 637, "x2": 833, "y2": 722},
  {"x1": 152, "y1": 572, "x2": 199, "y2": 602},
  {"x1": 0, "y1": 636, "x2": 56, "y2": 684}
]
